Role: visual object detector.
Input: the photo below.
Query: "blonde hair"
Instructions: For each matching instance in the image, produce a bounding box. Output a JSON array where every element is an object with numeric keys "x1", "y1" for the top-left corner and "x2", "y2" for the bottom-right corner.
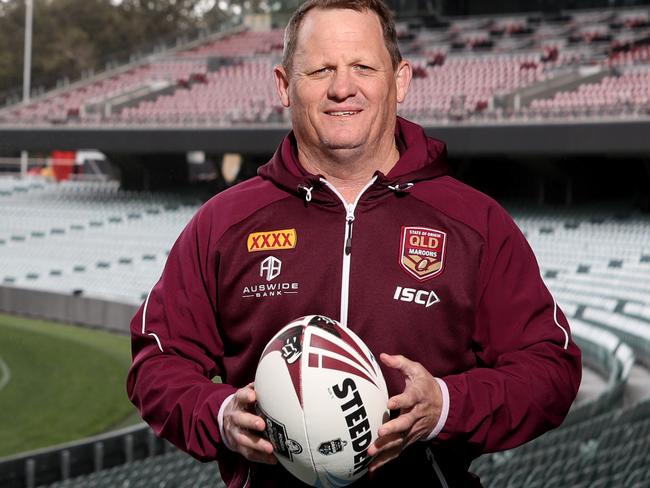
[{"x1": 282, "y1": 0, "x2": 402, "y2": 74}]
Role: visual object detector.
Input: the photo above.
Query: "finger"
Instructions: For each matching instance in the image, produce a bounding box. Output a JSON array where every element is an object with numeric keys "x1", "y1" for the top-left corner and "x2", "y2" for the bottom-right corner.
[
  {"x1": 380, "y1": 353, "x2": 419, "y2": 377},
  {"x1": 368, "y1": 446, "x2": 402, "y2": 473},
  {"x1": 379, "y1": 353, "x2": 402, "y2": 368},
  {"x1": 236, "y1": 432, "x2": 278, "y2": 464},
  {"x1": 236, "y1": 430, "x2": 275, "y2": 454},
  {"x1": 377, "y1": 413, "x2": 415, "y2": 438},
  {"x1": 367, "y1": 432, "x2": 403, "y2": 457},
  {"x1": 231, "y1": 411, "x2": 266, "y2": 432},
  {"x1": 387, "y1": 390, "x2": 416, "y2": 411},
  {"x1": 240, "y1": 445, "x2": 278, "y2": 464},
  {"x1": 235, "y1": 385, "x2": 256, "y2": 405}
]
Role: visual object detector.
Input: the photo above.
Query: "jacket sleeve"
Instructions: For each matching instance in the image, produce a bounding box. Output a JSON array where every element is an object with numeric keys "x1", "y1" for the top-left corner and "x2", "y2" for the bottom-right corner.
[
  {"x1": 434, "y1": 206, "x2": 582, "y2": 453},
  {"x1": 126, "y1": 206, "x2": 237, "y2": 461}
]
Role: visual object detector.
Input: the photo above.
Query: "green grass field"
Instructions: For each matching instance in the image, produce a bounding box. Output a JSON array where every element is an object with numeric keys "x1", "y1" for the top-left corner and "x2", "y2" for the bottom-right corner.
[{"x1": 0, "y1": 313, "x2": 142, "y2": 458}]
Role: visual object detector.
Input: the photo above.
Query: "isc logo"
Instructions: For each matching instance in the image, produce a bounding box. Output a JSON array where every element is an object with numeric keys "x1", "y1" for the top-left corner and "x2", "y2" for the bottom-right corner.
[{"x1": 393, "y1": 286, "x2": 440, "y2": 308}]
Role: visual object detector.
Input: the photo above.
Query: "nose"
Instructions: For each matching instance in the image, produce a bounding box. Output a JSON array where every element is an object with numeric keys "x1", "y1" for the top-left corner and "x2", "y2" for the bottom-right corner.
[{"x1": 327, "y1": 68, "x2": 357, "y2": 101}]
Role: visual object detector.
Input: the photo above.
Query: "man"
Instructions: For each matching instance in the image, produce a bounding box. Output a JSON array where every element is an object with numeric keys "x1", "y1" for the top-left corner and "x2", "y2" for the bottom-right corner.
[{"x1": 127, "y1": 0, "x2": 582, "y2": 486}]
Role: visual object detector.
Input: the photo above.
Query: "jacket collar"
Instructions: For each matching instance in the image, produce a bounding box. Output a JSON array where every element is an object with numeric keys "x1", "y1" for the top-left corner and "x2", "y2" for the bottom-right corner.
[{"x1": 257, "y1": 116, "x2": 450, "y2": 204}]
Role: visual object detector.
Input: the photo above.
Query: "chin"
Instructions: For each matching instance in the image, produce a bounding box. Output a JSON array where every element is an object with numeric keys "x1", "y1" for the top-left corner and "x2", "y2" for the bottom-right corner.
[
  {"x1": 320, "y1": 131, "x2": 367, "y2": 150},
  {"x1": 324, "y1": 144, "x2": 364, "y2": 152},
  {"x1": 321, "y1": 138, "x2": 365, "y2": 151}
]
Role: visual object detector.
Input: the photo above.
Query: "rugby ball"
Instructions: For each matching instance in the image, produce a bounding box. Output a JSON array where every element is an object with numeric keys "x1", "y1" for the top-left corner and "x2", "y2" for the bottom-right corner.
[{"x1": 254, "y1": 315, "x2": 390, "y2": 487}]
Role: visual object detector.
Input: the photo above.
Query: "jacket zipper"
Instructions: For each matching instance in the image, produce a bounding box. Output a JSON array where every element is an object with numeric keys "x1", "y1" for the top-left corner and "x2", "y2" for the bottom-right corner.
[
  {"x1": 242, "y1": 468, "x2": 250, "y2": 488},
  {"x1": 320, "y1": 176, "x2": 377, "y2": 327},
  {"x1": 426, "y1": 448, "x2": 449, "y2": 488}
]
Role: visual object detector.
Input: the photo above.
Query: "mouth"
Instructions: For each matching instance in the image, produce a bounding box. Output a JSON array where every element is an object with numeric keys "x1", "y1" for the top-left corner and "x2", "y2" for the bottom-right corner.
[{"x1": 325, "y1": 110, "x2": 362, "y2": 117}]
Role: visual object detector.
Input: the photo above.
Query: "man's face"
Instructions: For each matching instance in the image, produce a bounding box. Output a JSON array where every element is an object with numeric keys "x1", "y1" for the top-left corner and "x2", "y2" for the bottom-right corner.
[{"x1": 275, "y1": 8, "x2": 411, "y2": 157}]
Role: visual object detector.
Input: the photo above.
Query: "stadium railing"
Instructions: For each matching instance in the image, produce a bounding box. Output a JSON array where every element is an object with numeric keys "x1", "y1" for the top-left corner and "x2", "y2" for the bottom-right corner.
[
  {"x1": 0, "y1": 424, "x2": 163, "y2": 488},
  {"x1": 565, "y1": 320, "x2": 635, "y2": 424}
]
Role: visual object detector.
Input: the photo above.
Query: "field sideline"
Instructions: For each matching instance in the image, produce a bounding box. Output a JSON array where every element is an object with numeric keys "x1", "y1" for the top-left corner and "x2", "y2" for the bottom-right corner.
[{"x1": 0, "y1": 313, "x2": 141, "y2": 458}]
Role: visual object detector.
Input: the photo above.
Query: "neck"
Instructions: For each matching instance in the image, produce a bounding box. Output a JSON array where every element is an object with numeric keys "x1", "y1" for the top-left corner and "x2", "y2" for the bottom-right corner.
[{"x1": 297, "y1": 141, "x2": 400, "y2": 204}]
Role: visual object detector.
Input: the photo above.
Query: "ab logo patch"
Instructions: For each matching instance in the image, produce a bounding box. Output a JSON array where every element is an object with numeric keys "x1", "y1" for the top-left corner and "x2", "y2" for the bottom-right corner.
[{"x1": 399, "y1": 226, "x2": 446, "y2": 281}]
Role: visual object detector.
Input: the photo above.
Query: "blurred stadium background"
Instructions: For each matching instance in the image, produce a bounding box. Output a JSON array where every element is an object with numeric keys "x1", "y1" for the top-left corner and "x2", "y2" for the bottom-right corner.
[{"x1": 0, "y1": 0, "x2": 650, "y2": 486}]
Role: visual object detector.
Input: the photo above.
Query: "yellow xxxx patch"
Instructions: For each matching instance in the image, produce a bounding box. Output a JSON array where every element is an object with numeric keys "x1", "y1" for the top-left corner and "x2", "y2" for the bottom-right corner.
[{"x1": 247, "y1": 229, "x2": 297, "y2": 252}]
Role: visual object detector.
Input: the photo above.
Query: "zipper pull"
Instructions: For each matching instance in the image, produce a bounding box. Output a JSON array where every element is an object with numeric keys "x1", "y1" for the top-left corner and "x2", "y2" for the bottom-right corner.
[
  {"x1": 345, "y1": 218, "x2": 354, "y2": 255},
  {"x1": 345, "y1": 207, "x2": 354, "y2": 255}
]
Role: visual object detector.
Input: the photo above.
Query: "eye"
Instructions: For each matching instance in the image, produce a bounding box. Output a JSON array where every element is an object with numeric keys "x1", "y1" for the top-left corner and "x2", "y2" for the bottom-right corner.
[
  {"x1": 310, "y1": 67, "x2": 333, "y2": 76},
  {"x1": 353, "y1": 64, "x2": 373, "y2": 72}
]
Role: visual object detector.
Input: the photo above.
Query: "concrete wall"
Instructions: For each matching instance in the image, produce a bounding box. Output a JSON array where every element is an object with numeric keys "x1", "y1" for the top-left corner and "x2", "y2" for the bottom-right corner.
[{"x1": 0, "y1": 286, "x2": 138, "y2": 333}]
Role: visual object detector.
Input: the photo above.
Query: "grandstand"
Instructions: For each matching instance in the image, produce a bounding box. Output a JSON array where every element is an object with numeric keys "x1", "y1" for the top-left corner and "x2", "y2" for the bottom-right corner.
[
  {"x1": 1, "y1": 2, "x2": 650, "y2": 487},
  {"x1": 1, "y1": 5, "x2": 649, "y2": 192},
  {"x1": 2, "y1": 7, "x2": 649, "y2": 127},
  {"x1": 0, "y1": 178, "x2": 200, "y2": 305},
  {"x1": 1, "y1": 180, "x2": 649, "y2": 487}
]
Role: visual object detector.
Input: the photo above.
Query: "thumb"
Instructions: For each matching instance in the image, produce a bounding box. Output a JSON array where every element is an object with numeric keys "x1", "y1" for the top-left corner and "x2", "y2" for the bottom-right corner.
[
  {"x1": 380, "y1": 353, "x2": 418, "y2": 377},
  {"x1": 380, "y1": 353, "x2": 401, "y2": 368},
  {"x1": 236, "y1": 384, "x2": 257, "y2": 406}
]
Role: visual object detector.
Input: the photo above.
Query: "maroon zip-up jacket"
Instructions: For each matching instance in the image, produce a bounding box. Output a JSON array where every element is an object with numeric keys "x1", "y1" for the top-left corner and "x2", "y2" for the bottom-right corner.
[{"x1": 127, "y1": 117, "x2": 581, "y2": 487}]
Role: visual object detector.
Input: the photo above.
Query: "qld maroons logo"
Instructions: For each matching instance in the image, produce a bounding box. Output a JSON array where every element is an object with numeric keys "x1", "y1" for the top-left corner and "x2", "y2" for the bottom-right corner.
[{"x1": 399, "y1": 226, "x2": 447, "y2": 281}]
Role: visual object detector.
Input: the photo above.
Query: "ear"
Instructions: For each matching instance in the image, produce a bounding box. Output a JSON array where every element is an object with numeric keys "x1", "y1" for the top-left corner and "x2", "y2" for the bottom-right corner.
[
  {"x1": 274, "y1": 65, "x2": 291, "y2": 108},
  {"x1": 394, "y1": 60, "x2": 412, "y2": 104}
]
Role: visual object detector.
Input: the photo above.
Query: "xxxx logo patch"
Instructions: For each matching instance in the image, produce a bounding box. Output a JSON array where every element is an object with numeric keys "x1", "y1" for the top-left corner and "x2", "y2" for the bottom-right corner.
[
  {"x1": 399, "y1": 226, "x2": 446, "y2": 281},
  {"x1": 247, "y1": 228, "x2": 297, "y2": 252}
]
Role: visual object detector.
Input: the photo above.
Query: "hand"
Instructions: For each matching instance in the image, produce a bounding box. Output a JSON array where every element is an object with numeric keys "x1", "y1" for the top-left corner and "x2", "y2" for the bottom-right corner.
[
  {"x1": 367, "y1": 354, "x2": 442, "y2": 473},
  {"x1": 222, "y1": 383, "x2": 278, "y2": 464}
]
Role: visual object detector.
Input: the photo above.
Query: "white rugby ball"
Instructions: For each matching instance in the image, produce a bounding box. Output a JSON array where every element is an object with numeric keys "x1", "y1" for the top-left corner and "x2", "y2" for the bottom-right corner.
[{"x1": 254, "y1": 315, "x2": 389, "y2": 488}]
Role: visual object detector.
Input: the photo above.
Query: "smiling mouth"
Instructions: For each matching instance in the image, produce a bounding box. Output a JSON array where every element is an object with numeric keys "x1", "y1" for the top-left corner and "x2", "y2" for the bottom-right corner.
[{"x1": 326, "y1": 110, "x2": 362, "y2": 117}]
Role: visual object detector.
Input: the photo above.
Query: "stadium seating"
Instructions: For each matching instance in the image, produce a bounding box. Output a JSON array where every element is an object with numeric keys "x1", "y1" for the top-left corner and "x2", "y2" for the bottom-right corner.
[
  {"x1": 119, "y1": 58, "x2": 281, "y2": 125},
  {"x1": 402, "y1": 53, "x2": 548, "y2": 118},
  {"x1": 0, "y1": 178, "x2": 201, "y2": 304},
  {"x1": 4, "y1": 63, "x2": 208, "y2": 124},
  {"x1": 564, "y1": 320, "x2": 634, "y2": 422},
  {"x1": 467, "y1": 203, "x2": 650, "y2": 487},
  {"x1": 1, "y1": 180, "x2": 647, "y2": 487},
  {"x1": 528, "y1": 66, "x2": 650, "y2": 118},
  {"x1": 40, "y1": 449, "x2": 225, "y2": 488},
  {"x1": 1, "y1": 5, "x2": 649, "y2": 486},
  {"x1": 2, "y1": 6, "x2": 649, "y2": 126}
]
